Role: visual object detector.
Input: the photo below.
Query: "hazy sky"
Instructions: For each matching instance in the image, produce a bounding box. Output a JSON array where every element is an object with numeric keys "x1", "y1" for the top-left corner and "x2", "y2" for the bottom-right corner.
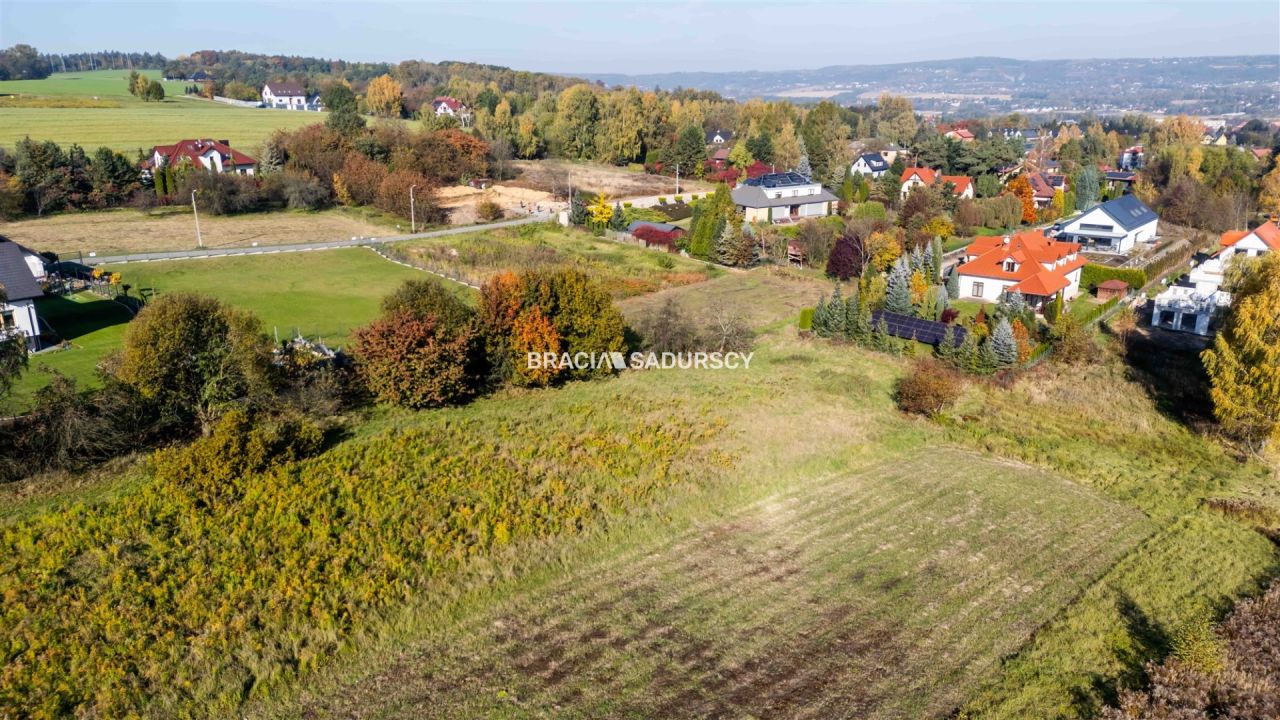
[{"x1": 3, "y1": 0, "x2": 1278, "y2": 75}]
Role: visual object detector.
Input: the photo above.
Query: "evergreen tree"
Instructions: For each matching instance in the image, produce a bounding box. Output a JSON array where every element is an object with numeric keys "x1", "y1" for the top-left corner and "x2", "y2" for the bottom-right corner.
[
  {"x1": 871, "y1": 316, "x2": 891, "y2": 352},
  {"x1": 990, "y1": 318, "x2": 1019, "y2": 366},
  {"x1": 1045, "y1": 293, "x2": 1064, "y2": 324},
  {"x1": 911, "y1": 245, "x2": 924, "y2": 273},
  {"x1": 796, "y1": 134, "x2": 812, "y2": 178},
  {"x1": 957, "y1": 328, "x2": 980, "y2": 373},
  {"x1": 884, "y1": 258, "x2": 913, "y2": 314},
  {"x1": 826, "y1": 284, "x2": 846, "y2": 337},
  {"x1": 976, "y1": 338, "x2": 1000, "y2": 373},
  {"x1": 930, "y1": 236, "x2": 944, "y2": 281},
  {"x1": 936, "y1": 325, "x2": 959, "y2": 364},
  {"x1": 608, "y1": 201, "x2": 627, "y2": 231},
  {"x1": 946, "y1": 269, "x2": 960, "y2": 300},
  {"x1": 813, "y1": 295, "x2": 830, "y2": 337},
  {"x1": 568, "y1": 194, "x2": 588, "y2": 225},
  {"x1": 848, "y1": 293, "x2": 872, "y2": 344}
]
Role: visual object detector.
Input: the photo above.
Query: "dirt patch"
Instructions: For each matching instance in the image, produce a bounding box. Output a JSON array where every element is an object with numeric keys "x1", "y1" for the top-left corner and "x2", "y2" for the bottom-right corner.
[
  {"x1": 507, "y1": 159, "x2": 712, "y2": 199},
  {"x1": 436, "y1": 184, "x2": 557, "y2": 225}
]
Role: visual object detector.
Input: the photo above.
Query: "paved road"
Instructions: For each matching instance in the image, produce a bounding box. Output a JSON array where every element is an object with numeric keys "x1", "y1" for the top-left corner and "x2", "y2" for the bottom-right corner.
[{"x1": 84, "y1": 213, "x2": 552, "y2": 265}]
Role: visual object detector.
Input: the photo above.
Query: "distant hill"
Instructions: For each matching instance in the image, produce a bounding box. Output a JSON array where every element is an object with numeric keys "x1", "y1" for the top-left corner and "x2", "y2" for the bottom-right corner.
[{"x1": 581, "y1": 55, "x2": 1280, "y2": 116}]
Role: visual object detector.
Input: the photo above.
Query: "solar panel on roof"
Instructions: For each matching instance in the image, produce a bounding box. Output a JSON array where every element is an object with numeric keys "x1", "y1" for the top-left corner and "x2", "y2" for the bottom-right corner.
[{"x1": 872, "y1": 311, "x2": 966, "y2": 347}]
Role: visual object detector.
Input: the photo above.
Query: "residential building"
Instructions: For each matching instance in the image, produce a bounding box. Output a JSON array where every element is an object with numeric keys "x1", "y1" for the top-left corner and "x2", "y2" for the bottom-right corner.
[
  {"x1": 1148, "y1": 222, "x2": 1276, "y2": 336},
  {"x1": 1103, "y1": 170, "x2": 1136, "y2": 192},
  {"x1": 432, "y1": 96, "x2": 470, "y2": 121},
  {"x1": 954, "y1": 230, "x2": 1087, "y2": 309},
  {"x1": 1027, "y1": 171, "x2": 1067, "y2": 207},
  {"x1": 1119, "y1": 145, "x2": 1145, "y2": 171},
  {"x1": 1053, "y1": 194, "x2": 1158, "y2": 254},
  {"x1": 705, "y1": 129, "x2": 733, "y2": 145},
  {"x1": 730, "y1": 172, "x2": 837, "y2": 223},
  {"x1": 708, "y1": 147, "x2": 731, "y2": 171},
  {"x1": 850, "y1": 153, "x2": 890, "y2": 178},
  {"x1": 141, "y1": 139, "x2": 258, "y2": 176},
  {"x1": 261, "y1": 81, "x2": 321, "y2": 110},
  {"x1": 899, "y1": 167, "x2": 974, "y2": 200},
  {"x1": 0, "y1": 239, "x2": 44, "y2": 349},
  {"x1": 944, "y1": 127, "x2": 975, "y2": 142}
]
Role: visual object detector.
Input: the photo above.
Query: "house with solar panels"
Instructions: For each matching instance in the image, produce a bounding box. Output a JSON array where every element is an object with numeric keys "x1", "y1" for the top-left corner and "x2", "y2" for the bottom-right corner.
[
  {"x1": 1052, "y1": 194, "x2": 1158, "y2": 254},
  {"x1": 730, "y1": 172, "x2": 837, "y2": 224},
  {"x1": 954, "y1": 230, "x2": 1087, "y2": 309}
]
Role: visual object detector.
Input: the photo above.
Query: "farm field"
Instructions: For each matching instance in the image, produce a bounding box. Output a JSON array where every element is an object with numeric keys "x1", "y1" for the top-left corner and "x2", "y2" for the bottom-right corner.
[
  {"x1": 0, "y1": 70, "x2": 331, "y2": 152},
  {"x1": 391, "y1": 223, "x2": 723, "y2": 298},
  {"x1": 1, "y1": 206, "x2": 401, "y2": 257}
]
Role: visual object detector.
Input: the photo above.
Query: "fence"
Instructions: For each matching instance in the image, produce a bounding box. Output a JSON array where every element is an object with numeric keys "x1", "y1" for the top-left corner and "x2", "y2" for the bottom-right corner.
[
  {"x1": 370, "y1": 245, "x2": 484, "y2": 289},
  {"x1": 212, "y1": 96, "x2": 263, "y2": 108}
]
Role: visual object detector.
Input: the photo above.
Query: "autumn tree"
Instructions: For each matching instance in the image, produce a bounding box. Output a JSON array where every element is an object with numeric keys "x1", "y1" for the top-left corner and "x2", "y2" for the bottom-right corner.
[
  {"x1": 1259, "y1": 165, "x2": 1280, "y2": 217},
  {"x1": 873, "y1": 94, "x2": 917, "y2": 146},
  {"x1": 825, "y1": 230, "x2": 865, "y2": 281},
  {"x1": 1201, "y1": 253, "x2": 1280, "y2": 453},
  {"x1": 1005, "y1": 175, "x2": 1037, "y2": 224},
  {"x1": 114, "y1": 294, "x2": 274, "y2": 435},
  {"x1": 353, "y1": 311, "x2": 479, "y2": 408},
  {"x1": 551, "y1": 84, "x2": 601, "y2": 159},
  {"x1": 365, "y1": 74, "x2": 404, "y2": 118},
  {"x1": 323, "y1": 83, "x2": 365, "y2": 136},
  {"x1": 802, "y1": 100, "x2": 853, "y2": 187},
  {"x1": 376, "y1": 169, "x2": 441, "y2": 223},
  {"x1": 332, "y1": 153, "x2": 387, "y2": 206},
  {"x1": 509, "y1": 306, "x2": 562, "y2": 386},
  {"x1": 773, "y1": 122, "x2": 802, "y2": 171}
]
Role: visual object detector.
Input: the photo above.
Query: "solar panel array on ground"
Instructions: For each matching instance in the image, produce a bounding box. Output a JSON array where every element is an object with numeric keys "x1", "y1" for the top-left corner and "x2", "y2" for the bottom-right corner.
[{"x1": 872, "y1": 310, "x2": 966, "y2": 346}]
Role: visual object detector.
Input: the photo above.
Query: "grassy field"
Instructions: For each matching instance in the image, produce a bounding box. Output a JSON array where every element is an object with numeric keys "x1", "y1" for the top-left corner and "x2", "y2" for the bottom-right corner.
[
  {"x1": 2, "y1": 262, "x2": 1277, "y2": 718},
  {"x1": 0, "y1": 70, "x2": 330, "y2": 152},
  {"x1": 391, "y1": 223, "x2": 723, "y2": 298},
  {"x1": 6, "y1": 249, "x2": 439, "y2": 411},
  {"x1": 1, "y1": 206, "x2": 403, "y2": 257}
]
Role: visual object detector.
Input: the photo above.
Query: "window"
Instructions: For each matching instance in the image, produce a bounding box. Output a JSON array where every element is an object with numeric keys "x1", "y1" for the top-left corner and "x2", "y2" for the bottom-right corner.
[
  {"x1": 1003, "y1": 261, "x2": 1017, "y2": 272},
  {"x1": 0, "y1": 310, "x2": 13, "y2": 330},
  {"x1": 971, "y1": 282, "x2": 985, "y2": 297}
]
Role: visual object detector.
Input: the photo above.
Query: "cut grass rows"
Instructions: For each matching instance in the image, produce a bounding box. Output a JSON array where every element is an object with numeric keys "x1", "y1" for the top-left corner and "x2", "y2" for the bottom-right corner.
[{"x1": 281, "y1": 449, "x2": 1148, "y2": 719}]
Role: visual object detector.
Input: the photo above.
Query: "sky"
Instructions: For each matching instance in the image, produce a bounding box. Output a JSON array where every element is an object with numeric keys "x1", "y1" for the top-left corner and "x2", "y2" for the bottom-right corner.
[{"x1": 3, "y1": 0, "x2": 1278, "y2": 75}]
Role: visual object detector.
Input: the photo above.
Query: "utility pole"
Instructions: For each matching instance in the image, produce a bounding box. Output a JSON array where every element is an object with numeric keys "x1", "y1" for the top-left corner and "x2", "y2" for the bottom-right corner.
[
  {"x1": 191, "y1": 189, "x2": 203, "y2": 248},
  {"x1": 675, "y1": 163, "x2": 680, "y2": 195},
  {"x1": 409, "y1": 184, "x2": 417, "y2": 233}
]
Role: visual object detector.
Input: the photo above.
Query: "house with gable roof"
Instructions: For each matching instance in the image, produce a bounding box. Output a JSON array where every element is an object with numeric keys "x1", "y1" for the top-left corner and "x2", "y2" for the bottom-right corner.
[
  {"x1": 1053, "y1": 194, "x2": 1158, "y2": 254},
  {"x1": 954, "y1": 230, "x2": 1087, "y2": 309},
  {"x1": 899, "y1": 167, "x2": 974, "y2": 200},
  {"x1": 432, "y1": 96, "x2": 470, "y2": 119},
  {"x1": 141, "y1": 139, "x2": 258, "y2": 176},
  {"x1": 730, "y1": 172, "x2": 837, "y2": 223},
  {"x1": 850, "y1": 153, "x2": 890, "y2": 178},
  {"x1": 0, "y1": 237, "x2": 45, "y2": 349},
  {"x1": 262, "y1": 81, "x2": 322, "y2": 111}
]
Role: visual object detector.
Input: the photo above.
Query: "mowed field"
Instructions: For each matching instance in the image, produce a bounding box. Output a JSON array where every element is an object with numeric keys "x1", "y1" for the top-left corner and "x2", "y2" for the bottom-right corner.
[
  {"x1": 0, "y1": 70, "x2": 330, "y2": 152},
  {"x1": 6, "y1": 248, "x2": 434, "y2": 411},
  {"x1": 1, "y1": 207, "x2": 401, "y2": 257}
]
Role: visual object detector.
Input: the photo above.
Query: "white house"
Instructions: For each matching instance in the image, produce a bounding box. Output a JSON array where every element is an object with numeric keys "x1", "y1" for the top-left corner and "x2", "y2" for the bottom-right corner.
[
  {"x1": 899, "y1": 167, "x2": 974, "y2": 200},
  {"x1": 1053, "y1": 194, "x2": 1158, "y2": 254},
  {"x1": 262, "y1": 81, "x2": 321, "y2": 111},
  {"x1": 141, "y1": 139, "x2": 258, "y2": 177},
  {"x1": 1150, "y1": 221, "x2": 1279, "y2": 336},
  {"x1": 851, "y1": 153, "x2": 890, "y2": 178},
  {"x1": 0, "y1": 239, "x2": 44, "y2": 349},
  {"x1": 705, "y1": 129, "x2": 734, "y2": 145},
  {"x1": 432, "y1": 96, "x2": 469, "y2": 118},
  {"x1": 954, "y1": 230, "x2": 1086, "y2": 309},
  {"x1": 730, "y1": 172, "x2": 837, "y2": 223}
]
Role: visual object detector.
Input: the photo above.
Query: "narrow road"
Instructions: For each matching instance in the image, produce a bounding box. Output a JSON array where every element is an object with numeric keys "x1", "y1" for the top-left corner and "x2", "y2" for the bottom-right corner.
[{"x1": 84, "y1": 213, "x2": 551, "y2": 265}]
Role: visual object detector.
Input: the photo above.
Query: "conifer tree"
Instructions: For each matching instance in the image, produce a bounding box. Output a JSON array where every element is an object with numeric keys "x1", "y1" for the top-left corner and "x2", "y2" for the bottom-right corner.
[
  {"x1": 569, "y1": 194, "x2": 588, "y2": 225},
  {"x1": 946, "y1": 268, "x2": 960, "y2": 299},
  {"x1": 956, "y1": 327, "x2": 980, "y2": 372},
  {"x1": 990, "y1": 318, "x2": 1019, "y2": 366},
  {"x1": 609, "y1": 201, "x2": 627, "y2": 231},
  {"x1": 813, "y1": 295, "x2": 829, "y2": 337},
  {"x1": 826, "y1": 284, "x2": 846, "y2": 337},
  {"x1": 848, "y1": 293, "x2": 872, "y2": 344},
  {"x1": 930, "y1": 236, "x2": 944, "y2": 281},
  {"x1": 976, "y1": 338, "x2": 1000, "y2": 373},
  {"x1": 884, "y1": 258, "x2": 914, "y2": 314},
  {"x1": 872, "y1": 315, "x2": 891, "y2": 352},
  {"x1": 936, "y1": 325, "x2": 959, "y2": 364}
]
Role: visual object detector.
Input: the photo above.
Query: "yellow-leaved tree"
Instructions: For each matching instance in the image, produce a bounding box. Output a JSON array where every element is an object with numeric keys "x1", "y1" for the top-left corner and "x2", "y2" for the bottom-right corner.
[
  {"x1": 365, "y1": 74, "x2": 403, "y2": 118},
  {"x1": 1202, "y1": 253, "x2": 1280, "y2": 453}
]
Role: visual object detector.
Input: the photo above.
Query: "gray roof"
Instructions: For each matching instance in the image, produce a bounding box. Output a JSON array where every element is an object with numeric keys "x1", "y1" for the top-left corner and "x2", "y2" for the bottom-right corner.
[
  {"x1": 0, "y1": 241, "x2": 42, "y2": 301},
  {"x1": 705, "y1": 129, "x2": 733, "y2": 143},
  {"x1": 857, "y1": 153, "x2": 889, "y2": 170},
  {"x1": 731, "y1": 184, "x2": 839, "y2": 209},
  {"x1": 1096, "y1": 194, "x2": 1158, "y2": 231}
]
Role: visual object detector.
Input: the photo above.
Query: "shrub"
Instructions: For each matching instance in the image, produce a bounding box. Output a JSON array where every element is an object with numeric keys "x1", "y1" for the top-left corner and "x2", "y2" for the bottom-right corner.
[
  {"x1": 381, "y1": 278, "x2": 473, "y2": 332},
  {"x1": 266, "y1": 169, "x2": 330, "y2": 210},
  {"x1": 657, "y1": 196, "x2": 667, "y2": 204},
  {"x1": 798, "y1": 307, "x2": 815, "y2": 331},
  {"x1": 476, "y1": 198, "x2": 504, "y2": 221},
  {"x1": 376, "y1": 169, "x2": 444, "y2": 224},
  {"x1": 895, "y1": 359, "x2": 963, "y2": 417},
  {"x1": 1080, "y1": 264, "x2": 1147, "y2": 291},
  {"x1": 1049, "y1": 315, "x2": 1097, "y2": 365},
  {"x1": 352, "y1": 310, "x2": 480, "y2": 408},
  {"x1": 633, "y1": 297, "x2": 702, "y2": 353},
  {"x1": 656, "y1": 253, "x2": 675, "y2": 269},
  {"x1": 177, "y1": 171, "x2": 263, "y2": 215}
]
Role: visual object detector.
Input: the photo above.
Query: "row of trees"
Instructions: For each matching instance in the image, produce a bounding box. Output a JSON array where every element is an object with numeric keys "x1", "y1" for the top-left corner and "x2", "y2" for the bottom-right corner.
[
  {"x1": 0, "y1": 138, "x2": 143, "y2": 217},
  {"x1": 125, "y1": 70, "x2": 164, "y2": 102}
]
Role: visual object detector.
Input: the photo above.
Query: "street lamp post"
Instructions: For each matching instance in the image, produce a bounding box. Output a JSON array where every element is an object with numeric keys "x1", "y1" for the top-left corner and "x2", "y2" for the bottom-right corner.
[
  {"x1": 191, "y1": 189, "x2": 203, "y2": 248},
  {"x1": 675, "y1": 163, "x2": 680, "y2": 195},
  {"x1": 409, "y1": 184, "x2": 417, "y2": 233}
]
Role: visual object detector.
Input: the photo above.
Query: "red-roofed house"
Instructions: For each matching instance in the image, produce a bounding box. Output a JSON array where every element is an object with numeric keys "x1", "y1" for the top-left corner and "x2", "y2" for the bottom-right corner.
[
  {"x1": 1219, "y1": 221, "x2": 1280, "y2": 260},
  {"x1": 955, "y1": 230, "x2": 1086, "y2": 308},
  {"x1": 944, "y1": 127, "x2": 975, "y2": 142},
  {"x1": 141, "y1": 139, "x2": 258, "y2": 176},
  {"x1": 900, "y1": 168, "x2": 974, "y2": 200},
  {"x1": 432, "y1": 96, "x2": 469, "y2": 118}
]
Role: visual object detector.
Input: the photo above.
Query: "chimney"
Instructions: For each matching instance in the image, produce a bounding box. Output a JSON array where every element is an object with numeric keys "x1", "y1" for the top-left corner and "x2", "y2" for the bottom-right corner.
[{"x1": 1003, "y1": 235, "x2": 1011, "y2": 245}]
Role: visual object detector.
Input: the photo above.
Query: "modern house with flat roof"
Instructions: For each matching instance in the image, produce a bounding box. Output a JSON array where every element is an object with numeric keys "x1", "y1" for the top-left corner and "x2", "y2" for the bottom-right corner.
[{"x1": 730, "y1": 172, "x2": 837, "y2": 224}]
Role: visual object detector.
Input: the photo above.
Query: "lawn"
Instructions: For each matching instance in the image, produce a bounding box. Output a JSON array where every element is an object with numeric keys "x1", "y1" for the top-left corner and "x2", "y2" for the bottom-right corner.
[
  {"x1": 2, "y1": 206, "x2": 403, "y2": 258},
  {"x1": 390, "y1": 223, "x2": 723, "y2": 298},
  {"x1": 0, "y1": 70, "x2": 332, "y2": 152},
  {"x1": 7, "y1": 249, "x2": 440, "y2": 410},
  {"x1": 6, "y1": 292, "x2": 133, "y2": 412}
]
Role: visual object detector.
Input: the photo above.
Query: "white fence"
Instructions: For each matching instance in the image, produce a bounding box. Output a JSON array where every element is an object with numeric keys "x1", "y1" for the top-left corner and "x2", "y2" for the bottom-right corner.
[{"x1": 212, "y1": 96, "x2": 263, "y2": 108}]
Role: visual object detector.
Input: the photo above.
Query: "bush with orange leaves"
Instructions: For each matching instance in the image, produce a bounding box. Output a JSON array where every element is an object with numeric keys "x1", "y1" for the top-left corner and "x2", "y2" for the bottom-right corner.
[{"x1": 352, "y1": 309, "x2": 481, "y2": 409}]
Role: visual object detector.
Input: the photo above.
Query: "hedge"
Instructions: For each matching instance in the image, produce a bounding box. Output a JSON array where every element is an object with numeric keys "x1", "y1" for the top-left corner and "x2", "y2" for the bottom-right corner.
[
  {"x1": 1073, "y1": 296, "x2": 1121, "y2": 326},
  {"x1": 1079, "y1": 264, "x2": 1147, "y2": 291},
  {"x1": 798, "y1": 307, "x2": 815, "y2": 331}
]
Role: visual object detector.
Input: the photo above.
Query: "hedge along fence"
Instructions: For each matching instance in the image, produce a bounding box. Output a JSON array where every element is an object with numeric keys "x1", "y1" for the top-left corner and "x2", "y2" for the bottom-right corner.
[
  {"x1": 1075, "y1": 296, "x2": 1121, "y2": 326},
  {"x1": 1079, "y1": 264, "x2": 1147, "y2": 292}
]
